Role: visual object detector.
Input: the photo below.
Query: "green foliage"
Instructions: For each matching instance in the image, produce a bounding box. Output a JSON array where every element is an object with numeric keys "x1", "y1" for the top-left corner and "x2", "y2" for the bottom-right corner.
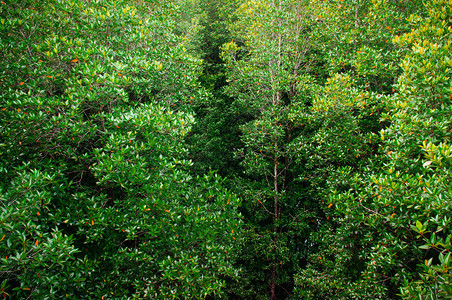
[
  {"x1": 391, "y1": 0, "x2": 452, "y2": 297},
  {"x1": 183, "y1": 0, "x2": 244, "y2": 177},
  {"x1": 293, "y1": 0, "x2": 452, "y2": 299},
  {"x1": 0, "y1": 0, "x2": 242, "y2": 298},
  {"x1": 0, "y1": 166, "x2": 83, "y2": 297},
  {"x1": 221, "y1": 0, "x2": 321, "y2": 298},
  {"x1": 1, "y1": 0, "x2": 449, "y2": 298}
]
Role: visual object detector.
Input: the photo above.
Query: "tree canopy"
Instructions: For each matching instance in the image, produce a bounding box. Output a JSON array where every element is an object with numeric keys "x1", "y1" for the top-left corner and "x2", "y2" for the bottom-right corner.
[{"x1": 0, "y1": 0, "x2": 450, "y2": 299}]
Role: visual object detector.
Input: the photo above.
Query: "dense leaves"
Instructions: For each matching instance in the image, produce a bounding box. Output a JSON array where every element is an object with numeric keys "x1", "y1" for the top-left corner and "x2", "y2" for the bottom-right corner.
[
  {"x1": 0, "y1": 0, "x2": 450, "y2": 298},
  {"x1": 220, "y1": 1, "x2": 321, "y2": 298},
  {"x1": 292, "y1": 0, "x2": 452, "y2": 299},
  {"x1": 0, "y1": 0, "x2": 242, "y2": 298}
]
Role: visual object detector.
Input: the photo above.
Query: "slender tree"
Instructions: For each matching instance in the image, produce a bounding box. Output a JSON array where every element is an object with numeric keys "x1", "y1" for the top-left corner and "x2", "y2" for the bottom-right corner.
[{"x1": 221, "y1": 0, "x2": 318, "y2": 297}]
